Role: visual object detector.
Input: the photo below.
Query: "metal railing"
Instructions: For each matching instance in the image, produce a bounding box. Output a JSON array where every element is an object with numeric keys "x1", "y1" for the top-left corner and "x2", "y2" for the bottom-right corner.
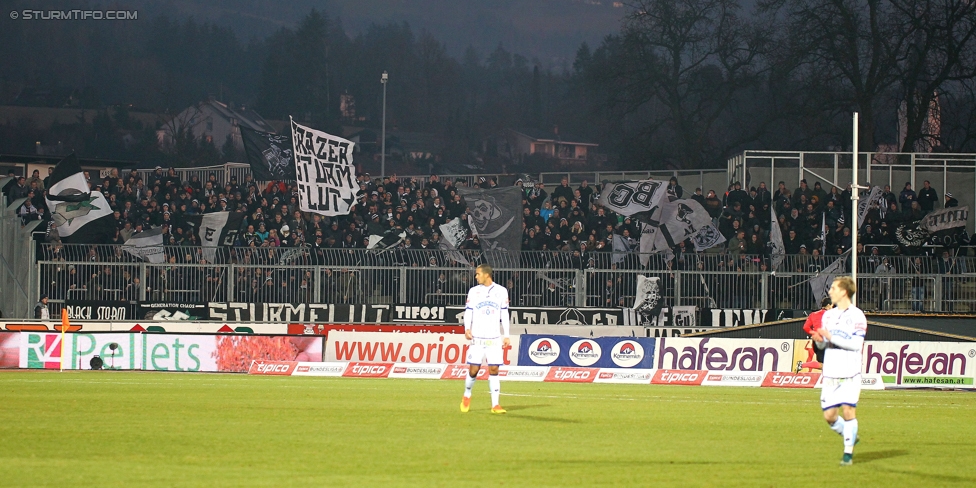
[
  {"x1": 38, "y1": 257, "x2": 976, "y2": 319},
  {"x1": 729, "y1": 150, "x2": 976, "y2": 228},
  {"x1": 38, "y1": 243, "x2": 976, "y2": 274}
]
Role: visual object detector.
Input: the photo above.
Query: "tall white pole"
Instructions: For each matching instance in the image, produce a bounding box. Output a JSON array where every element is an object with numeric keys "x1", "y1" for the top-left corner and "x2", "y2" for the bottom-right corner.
[
  {"x1": 851, "y1": 112, "x2": 859, "y2": 306},
  {"x1": 381, "y1": 71, "x2": 388, "y2": 177}
]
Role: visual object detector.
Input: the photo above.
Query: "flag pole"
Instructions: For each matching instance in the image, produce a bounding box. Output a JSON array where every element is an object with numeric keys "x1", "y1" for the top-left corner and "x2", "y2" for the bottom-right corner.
[
  {"x1": 60, "y1": 310, "x2": 69, "y2": 372},
  {"x1": 851, "y1": 112, "x2": 859, "y2": 306}
]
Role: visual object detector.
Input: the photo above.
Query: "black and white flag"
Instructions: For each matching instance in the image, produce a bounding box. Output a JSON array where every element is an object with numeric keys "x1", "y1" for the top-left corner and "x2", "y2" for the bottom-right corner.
[
  {"x1": 595, "y1": 179, "x2": 668, "y2": 223},
  {"x1": 241, "y1": 127, "x2": 296, "y2": 181},
  {"x1": 857, "y1": 186, "x2": 883, "y2": 229},
  {"x1": 44, "y1": 153, "x2": 115, "y2": 243},
  {"x1": 659, "y1": 199, "x2": 712, "y2": 247},
  {"x1": 691, "y1": 224, "x2": 726, "y2": 251},
  {"x1": 290, "y1": 118, "x2": 358, "y2": 216},
  {"x1": 122, "y1": 227, "x2": 165, "y2": 263},
  {"x1": 810, "y1": 255, "x2": 847, "y2": 304},
  {"x1": 769, "y1": 207, "x2": 786, "y2": 270},
  {"x1": 438, "y1": 217, "x2": 470, "y2": 265},
  {"x1": 638, "y1": 224, "x2": 673, "y2": 267},
  {"x1": 186, "y1": 211, "x2": 244, "y2": 262},
  {"x1": 633, "y1": 275, "x2": 662, "y2": 318},
  {"x1": 459, "y1": 186, "x2": 522, "y2": 267},
  {"x1": 895, "y1": 220, "x2": 927, "y2": 248},
  {"x1": 919, "y1": 206, "x2": 969, "y2": 233},
  {"x1": 367, "y1": 231, "x2": 406, "y2": 250}
]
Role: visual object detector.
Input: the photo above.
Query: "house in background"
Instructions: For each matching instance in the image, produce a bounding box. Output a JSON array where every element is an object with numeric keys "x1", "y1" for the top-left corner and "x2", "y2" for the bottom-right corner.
[
  {"x1": 157, "y1": 98, "x2": 275, "y2": 151},
  {"x1": 489, "y1": 127, "x2": 602, "y2": 166}
]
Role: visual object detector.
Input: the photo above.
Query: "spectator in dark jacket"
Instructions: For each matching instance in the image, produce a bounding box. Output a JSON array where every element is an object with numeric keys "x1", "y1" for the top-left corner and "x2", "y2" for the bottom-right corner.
[
  {"x1": 945, "y1": 192, "x2": 959, "y2": 208},
  {"x1": 918, "y1": 180, "x2": 938, "y2": 212},
  {"x1": 899, "y1": 182, "x2": 917, "y2": 212}
]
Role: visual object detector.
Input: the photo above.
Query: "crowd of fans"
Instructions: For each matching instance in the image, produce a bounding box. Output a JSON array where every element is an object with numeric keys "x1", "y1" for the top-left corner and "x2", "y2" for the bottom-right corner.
[{"x1": 10, "y1": 165, "x2": 971, "y2": 312}]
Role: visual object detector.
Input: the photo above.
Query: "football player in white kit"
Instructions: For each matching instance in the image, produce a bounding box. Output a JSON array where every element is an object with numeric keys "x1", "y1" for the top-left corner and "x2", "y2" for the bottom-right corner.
[
  {"x1": 812, "y1": 276, "x2": 866, "y2": 466},
  {"x1": 460, "y1": 264, "x2": 511, "y2": 414}
]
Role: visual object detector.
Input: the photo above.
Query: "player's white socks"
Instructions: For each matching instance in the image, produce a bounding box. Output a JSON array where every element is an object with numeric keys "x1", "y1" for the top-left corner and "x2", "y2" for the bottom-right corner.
[
  {"x1": 829, "y1": 418, "x2": 846, "y2": 436},
  {"x1": 464, "y1": 373, "x2": 476, "y2": 398},
  {"x1": 489, "y1": 375, "x2": 501, "y2": 406},
  {"x1": 843, "y1": 419, "x2": 858, "y2": 454}
]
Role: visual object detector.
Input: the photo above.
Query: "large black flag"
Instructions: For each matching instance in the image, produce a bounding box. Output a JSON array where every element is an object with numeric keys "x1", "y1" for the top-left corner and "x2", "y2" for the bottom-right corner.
[
  {"x1": 459, "y1": 186, "x2": 522, "y2": 267},
  {"x1": 240, "y1": 127, "x2": 296, "y2": 181},
  {"x1": 44, "y1": 153, "x2": 115, "y2": 243}
]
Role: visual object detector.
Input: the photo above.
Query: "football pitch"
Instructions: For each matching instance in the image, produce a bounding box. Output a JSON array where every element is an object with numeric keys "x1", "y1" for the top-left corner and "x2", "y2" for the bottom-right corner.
[{"x1": 2, "y1": 372, "x2": 975, "y2": 487}]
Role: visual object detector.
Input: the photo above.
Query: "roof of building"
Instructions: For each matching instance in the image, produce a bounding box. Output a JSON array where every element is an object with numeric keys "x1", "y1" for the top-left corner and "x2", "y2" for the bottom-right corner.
[{"x1": 508, "y1": 128, "x2": 598, "y2": 147}]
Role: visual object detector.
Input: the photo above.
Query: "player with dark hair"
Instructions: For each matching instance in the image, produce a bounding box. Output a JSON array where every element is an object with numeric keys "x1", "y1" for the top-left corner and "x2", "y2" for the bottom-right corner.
[{"x1": 460, "y1": 264, "x2": 511, "y2": 414}]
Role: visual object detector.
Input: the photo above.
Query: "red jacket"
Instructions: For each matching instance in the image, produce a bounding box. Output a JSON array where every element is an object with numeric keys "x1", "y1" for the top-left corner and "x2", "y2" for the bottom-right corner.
[{"x1": 803, "y1": 309, "x2": 826, "y2": 335}]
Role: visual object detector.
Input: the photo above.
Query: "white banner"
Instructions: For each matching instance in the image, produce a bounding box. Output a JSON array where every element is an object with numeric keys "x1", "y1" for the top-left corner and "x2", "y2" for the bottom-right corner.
[
  {"x1": 655, "y1": 337, "x2": 795, "y2": 372},
  {"x1": 862, "y1": 342, "x2": 976, "y2": 388},
  {"x1": 121, "y1": 228, "x2": 165, "y2": 263},
  {"x1": 326, "y1": 331, "x2": 520, "y2": 366},
  {"x1": 290, "y1": 118, "x2": 358, "y2": 216}
]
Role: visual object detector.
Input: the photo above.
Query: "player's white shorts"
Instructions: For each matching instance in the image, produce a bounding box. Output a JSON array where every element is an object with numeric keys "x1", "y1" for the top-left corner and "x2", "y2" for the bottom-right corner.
[
  {"x1": 466, "y1": 338, "x2": 504, "y2": 366},
  {"x1": 820, "y1": 375, "x2": 861, "y2": 410}
]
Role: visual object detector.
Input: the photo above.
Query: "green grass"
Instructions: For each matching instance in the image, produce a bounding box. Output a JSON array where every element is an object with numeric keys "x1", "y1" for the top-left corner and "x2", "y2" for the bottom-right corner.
[{"x1": 1, "y1": 372, "x2": 975, "y2": 487}]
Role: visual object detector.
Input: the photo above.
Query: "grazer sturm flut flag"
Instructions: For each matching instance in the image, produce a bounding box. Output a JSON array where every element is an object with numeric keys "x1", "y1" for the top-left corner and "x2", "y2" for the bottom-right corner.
[
  {"x1": 458, "y1": 186, "x2": 522, "y2": 267},
  {"x1": 290, "y1": 118, "x2": 358, "y2": 216},
  {"x1": 44, "y1": 153, "x2": 115, "y2": 243},
  {"x1": 240, "y1": 127, "x2": 297, "y2": 181},
  {"x1": 186, "y1": 212, "x2": 245, "y2": 262}
]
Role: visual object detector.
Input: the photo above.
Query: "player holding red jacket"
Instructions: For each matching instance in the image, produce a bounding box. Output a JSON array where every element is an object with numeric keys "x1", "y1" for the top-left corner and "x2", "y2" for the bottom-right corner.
[{"x1": 798, "y1": 296, "x2": 833, "y2": 371}]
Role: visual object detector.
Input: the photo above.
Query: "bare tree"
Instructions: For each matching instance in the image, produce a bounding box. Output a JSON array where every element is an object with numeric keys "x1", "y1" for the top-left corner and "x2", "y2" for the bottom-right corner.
[{"x1": 602, "y1": 0, "x2": 767, "y2": 168}]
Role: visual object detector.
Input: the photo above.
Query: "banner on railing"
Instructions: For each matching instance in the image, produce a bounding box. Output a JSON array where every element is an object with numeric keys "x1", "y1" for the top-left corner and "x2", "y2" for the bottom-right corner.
[
  {"x1": 137, "y1": 302, "x2": 210, "y2": 321},
  {"x1": 65, "y1": 301, "x2": 137, "y2": 321},
  {"x1": 18, "y1": 332, "x2": 322, "y2": 372},
  {"x1": 701, "y1": 309, "x2": 774, "y2": 327},
  {"x1": 206, "y1": 302, "x2": 392, "y2": 323},
  {"x1": 623, "y1": 306, "x2": 697, "y2": 327},
  {"x1": 438, "y1": 306, "x2": 627, "y2": 326},
  {"x1": 517, "y1": 334, "x2": 656, "y2": 368}
]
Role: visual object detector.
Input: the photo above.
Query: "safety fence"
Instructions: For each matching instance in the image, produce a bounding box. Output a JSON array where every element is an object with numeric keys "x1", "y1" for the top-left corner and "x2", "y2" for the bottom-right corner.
[{"x1": 38, "y1": 259, "x2": 976, "y2": 317}]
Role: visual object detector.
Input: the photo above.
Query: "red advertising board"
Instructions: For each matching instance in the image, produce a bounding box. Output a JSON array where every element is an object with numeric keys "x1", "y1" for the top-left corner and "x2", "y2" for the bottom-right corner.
[
  {"x1": 440, "y1": 364, "x2": 489, "y2": 380},
  {"x1": 762, "y1": 372, "x2": 821, "y2": 388},
  {"x1": 652, "y1": 369, "x2": 707, "y2": 385},
  {"x1": 342, "y1": 362, "x2": 394, "y2": 378},
  {"x1": 544, "y1": 367, "x2": 597, "y2": 383},
  {"x1": 248, "y1": 360, "x2": 298, "y2": 375}
]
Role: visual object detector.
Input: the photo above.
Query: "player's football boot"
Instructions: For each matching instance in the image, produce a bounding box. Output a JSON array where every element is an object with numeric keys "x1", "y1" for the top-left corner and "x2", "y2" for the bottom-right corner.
[
  {"x1": 840, "y1": 453, "x2": 853, "y2": 466},
  {"x1": 460, "y1": 396, "x2": 471, "y2": 413},
  {"x1": 490, "y1": 405, "x2": 507, "y2": 414}
]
